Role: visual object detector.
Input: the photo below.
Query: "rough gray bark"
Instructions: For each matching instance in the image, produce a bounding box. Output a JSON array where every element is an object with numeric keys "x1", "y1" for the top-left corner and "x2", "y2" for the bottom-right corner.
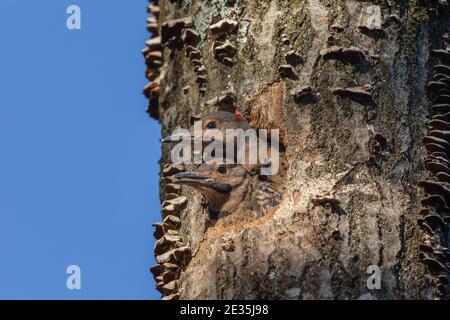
[{"x1": 145, "y1": 0, "x2": 450, "y2": 299}]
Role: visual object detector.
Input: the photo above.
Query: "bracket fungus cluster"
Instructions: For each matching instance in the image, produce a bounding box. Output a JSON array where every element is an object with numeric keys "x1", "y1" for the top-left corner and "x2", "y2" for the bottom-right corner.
[
  {"x1": 142, "y1": 1, "x2": 162, "y2": 119},
  {"x1": 150, "y1": 163, "x2": 192, "y2": 300},
  {"x1": 210, "y1": 19, "x2": 238, "y2": 66},
  {"x1": 182, "y1": 26, "x2": 208, "y2": 96},
  {"x1": 161, "y1": 17, "x2": 193, "y2": 50},
  {"x1": 418, "y1": 41, "x2": 450, "y2": 299},
  {"x1": 278, "y1": 48, "x2": 302, "y2": 80}
]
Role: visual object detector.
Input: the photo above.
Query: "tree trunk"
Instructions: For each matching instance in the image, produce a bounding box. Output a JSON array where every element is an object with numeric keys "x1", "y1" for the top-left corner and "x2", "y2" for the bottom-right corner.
[{"x1": 145, "y1": 0, "x2": 450, "y2": 300}]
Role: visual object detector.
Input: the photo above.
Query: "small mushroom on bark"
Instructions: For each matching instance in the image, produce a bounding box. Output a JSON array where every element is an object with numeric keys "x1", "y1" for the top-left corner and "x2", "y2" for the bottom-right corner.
[
  {"x1": 162, "y1": 196, "x2": 188, "y2": 212},
  {"x1": 437, "y1": 171, "x2": 450, "y2": 184},
  {"x1": 421, "y1": 194, "x2": 449, "y2": 211},
  {"x1": 147, "y1": 17, "x2": 159, "y2": 34},
  {"x1": 423, "y1": 257, "x2": 449, "y2": 275},
  {"x1": 145, "y1": 36, "x2": 162, "y2": 51},
  {"x1": 153, "y1": 221, "x2": 164, "y2": 240},
  {"x1": 196, "y1": 75, "x2": 208, "y2": 84},
  {"x1": 150, "y1": 264, "x2": 163, "y2": 279},
  {"x1": 162, "y1": 293, "x2": 180, "y2": 300},
  {"x1": 434, "y1": 64, "x2": 450, "y2": 76},
  {"x1": 162, "y1": 164, "x2": 185, "y2": 176},
  {"x1": 429, "y1": 118, "x2": 450, "y2": 131},
  {"x1": 431, "y1": 49, "x2": 450, "y2": 64},
  {"x1": 428, "y1": 130, "x2": 450, "y2": 141},
  {"x1": 162, "y1": 270, "x2": 178, "y2": 284},
  {"x1": 145, "y1": 51, "x2": 163, "y2": 68},
  {"x1": 154, "y1": 234, "x2": 183, "y2": 255},
  {"x1": 418, "y1": 180, "x2": 450, "y2": 204},
  {"x1": 163, "y1": 215, "x2": 181, "y2": 231},
  {"x1": 285, "y1": 50, "x2": 303, "y2": 65},
  {"x1": 162, "y1": 280, "x2": 179, "y2": 295},
  {"x1": 278, "y1": 64, "x2": 298, "y2": 80},
  {"x1": 213, "y1": 41, "x2": 237, "y2": 64},
  {"x1": 209, "y1": 19, "x2": 238, "y2": 37},
  {"x1": 425, "y1": 142, "x2": 449, "y2": 156},
  {"x1": 147, "y1": 5, "x2": 160, "y2": 17},
  {"x1": 163, "y1": 262, "x2": 180, "y2": 273},
  {"x1": 181, "y1": 28, "x2": 199, "y2": 46},
  {"x1": 433, "y1": 95, "x2": 450, "y2": 104},
  {"x1": 161, "y1": 18, "x2": 193, "y2": 47},
  {"x1": 166, "y1": 183, "x2": 181, "y2": 194},
  {"x1": 426, "y1": 161, "x2": 450, "y2": 176},
  {"x1": 330, "y1": 85, "x2": 373, "y2": 101},
  {"x1": 320, "y1": 46, "x2": 367, "y2": 64},
  {"x1": 419, "y1": 244, "x2": 434, "y2": 253}
]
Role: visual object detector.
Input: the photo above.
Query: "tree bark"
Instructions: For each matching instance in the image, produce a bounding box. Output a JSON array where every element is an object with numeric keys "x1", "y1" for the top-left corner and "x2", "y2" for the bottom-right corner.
[{"x1": 146, "y1": 0, "x2": 450, "y2": 299}]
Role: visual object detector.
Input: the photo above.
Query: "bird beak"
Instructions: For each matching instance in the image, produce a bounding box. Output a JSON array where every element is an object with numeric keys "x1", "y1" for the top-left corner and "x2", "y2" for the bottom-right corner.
[
  {"x1": 172, "y1": 171, "x2": 232, "y2": 194},
  {"x1": 172, "y1": 171, "x2": 213, "y2": 186},
  {"x1": 161, "y1": 133, "x2": 204, "y2": 143}
]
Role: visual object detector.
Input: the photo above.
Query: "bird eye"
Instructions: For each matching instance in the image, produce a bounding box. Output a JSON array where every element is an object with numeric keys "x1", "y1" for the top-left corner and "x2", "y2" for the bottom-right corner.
[
  {"x1": 217, "y1": 166, "x2": 227, "y2": 174},
  {"x1": 207, "y1": 122, "x2": 217, "y2": 129}
]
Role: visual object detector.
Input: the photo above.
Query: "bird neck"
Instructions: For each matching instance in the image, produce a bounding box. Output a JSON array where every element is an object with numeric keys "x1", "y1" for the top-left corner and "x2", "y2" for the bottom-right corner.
[{"x1": 205, "y1": 179, "x2": 250, "y2": 216}]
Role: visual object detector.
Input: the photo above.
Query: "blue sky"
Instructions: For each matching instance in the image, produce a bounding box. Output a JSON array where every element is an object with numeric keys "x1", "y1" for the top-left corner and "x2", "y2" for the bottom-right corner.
[{"x1": 0, "y1": 0, "x2": 161, "y2": 299}]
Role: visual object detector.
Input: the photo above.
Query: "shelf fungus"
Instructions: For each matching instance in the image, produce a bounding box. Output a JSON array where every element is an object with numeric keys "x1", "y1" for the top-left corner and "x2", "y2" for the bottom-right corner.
[
  {"x1": 435, "y1": 64, "x2": 450, "y2": 77},
  {"x1": 152, "y1": 222, "x2": 164, "y2": 240},
  {"x1": 162, "y1": 280, "x2": 179, "y2": 295},
  {"x1": 145, "y1": 36, "x2": 162, "y2": 51},
  {"x1": 278, "y1": 64, "x2": 298, "y2": 80},
  {"x1": 156, "y1": 245, "x2": 192, "y2": 265},
  {"x1": 163, "y1": 164, "x2": 185, "y2": 176},
  {"x1": 213, "y1": 41, "x2": 237, "y2": 65},
  {"x1": 285, "y1": 50, "x2": 303, "y2": 65},
  {"x1": 429, "y1": 118, "x2": 450, "y2": 131},
  {"x1": 143, "y1": 80, "x2": 161, "y2": 99},
  {"x1": 330, "y1": 84, "x2": 373, "y2": 101},
  {"x1": 150, "y1": 264, "x2": 163, "y2": 279},
  {"x1": 161, "y1": 17, "x2": 193, "y2": 48},
  {"x1": 432, "y1": 50, "x2": 450, "y2": 64},
  {"x1": 147, "y1": 17, "x2": 159, "y2": 34},
  {"x1": 290, "y1": 86, "x2": 314, "y2": 104},
  {"x1": 143, "y1": 5, "x2": 163, "y2": 120},
  {"x1": 320, "y1": 46, "x2": 367, "y2": 65},
  {"x1": 163, "y1": 215, "x2": 181, "y2": 232},
  {"x1": 209, "y1": 19, "x2": 238, "y2": 37},
  {"x1": 147, "y1": 5, "x2": 160, "y2": 17},
  {"x1": 154, "y1": 234, "x2": 183, "y2": 256},
  {"x1": 166, "y1": 183, "x2": 181, "y2": 194},
  {"x1": 181, "y1": 28, "x2": 199, "y2": 47},
  {"x1": 418, "y1": 46, "x2": 450, "y2": 298},
  {"x1": 183, "y1": 31, "x2": 207, "y2": 95},
  {"x1": 162, "y1": 293, "x2": 180, "y2": 300}
]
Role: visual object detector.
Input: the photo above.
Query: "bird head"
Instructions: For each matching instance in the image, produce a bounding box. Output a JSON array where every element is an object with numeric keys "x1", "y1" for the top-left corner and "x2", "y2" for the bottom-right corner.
[
  {"x1": 172, "y1": 163, "x2": 251, "y2": 217},
  {"x1": 161, "y1": 111, "x2": 249, "y2": 143}
]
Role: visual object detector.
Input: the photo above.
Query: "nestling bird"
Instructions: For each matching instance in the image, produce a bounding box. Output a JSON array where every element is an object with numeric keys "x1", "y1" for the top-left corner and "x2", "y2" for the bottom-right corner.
[
  {"x1": 163, "y1": 110, "x2": 288, "y2": 201},
  {"x1": 161, "y1": 111, "x2": 283, "y2": 173},
  {"x1": 161, "y1": 111, "x2": 249, "y2": 144},
  {"x1": 172, "y1": 163, "x2": 282, "y2": 220}
]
